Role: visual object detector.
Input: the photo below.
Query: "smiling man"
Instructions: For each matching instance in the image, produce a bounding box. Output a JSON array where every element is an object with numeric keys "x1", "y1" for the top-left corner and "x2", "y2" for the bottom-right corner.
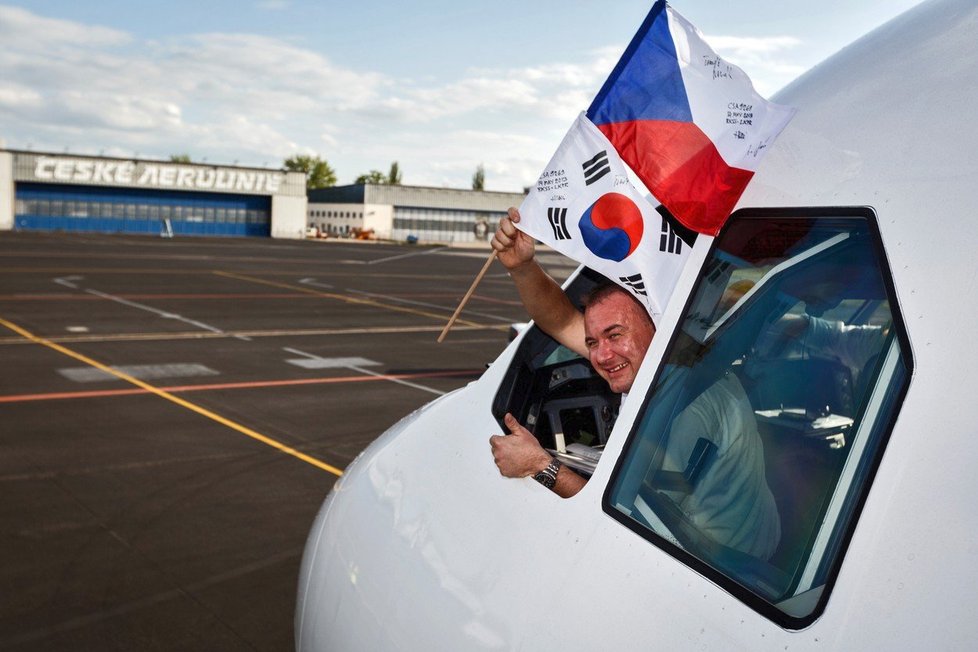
[
  {"x1": 488, "y1": 208, "x2": 781, "y2": 562},
  {"x1": 582, "y1": 284, "x2": 655, "y2": 394},
  {"x1": 488, "y1": 208, "x2": 655, "y2": 498}
]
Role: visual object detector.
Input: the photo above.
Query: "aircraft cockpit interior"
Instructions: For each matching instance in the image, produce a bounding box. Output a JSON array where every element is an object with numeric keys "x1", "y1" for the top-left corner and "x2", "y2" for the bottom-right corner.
[{"x1": 493, "y1": 208, "x2": 912, "y2": 628}]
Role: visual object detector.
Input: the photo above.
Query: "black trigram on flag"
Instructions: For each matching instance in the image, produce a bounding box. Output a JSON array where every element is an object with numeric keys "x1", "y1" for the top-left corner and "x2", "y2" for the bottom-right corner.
[
  {"x1": 660, "y1": 216, "x2": 683, "y2": 254},
  {"x1": 619, "y1": 273, "x2": 647, "y2": 296},
  {"x1": 655, "y1": 204, "x2": 697, "y2": 253},
  {"x1": 548, "y1": 207, "x2": 571, "y2": 240},
  {"x1": 582, "y1": 150, "x2": 611, "y2": 186}
]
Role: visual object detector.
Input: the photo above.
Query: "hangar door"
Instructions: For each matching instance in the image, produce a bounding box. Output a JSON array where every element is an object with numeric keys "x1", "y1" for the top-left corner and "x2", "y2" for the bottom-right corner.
[{"x1": 14, "y1": 183, "x2": 272, "y2": 237}]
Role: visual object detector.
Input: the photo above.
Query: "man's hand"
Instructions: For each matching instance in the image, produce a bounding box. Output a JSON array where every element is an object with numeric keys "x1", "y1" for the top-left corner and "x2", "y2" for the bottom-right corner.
[
  {"x1": 489, "y1": 413, "x2": 552, "y2": 478},
  {"x1": 491, "y1": 208, "x2": 535, "y2": 272}
]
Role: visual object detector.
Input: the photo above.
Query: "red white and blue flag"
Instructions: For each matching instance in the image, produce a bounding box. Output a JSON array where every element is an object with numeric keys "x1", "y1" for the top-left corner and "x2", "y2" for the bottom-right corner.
[
  {"x1": 587, "y1": 0, "x2": 795, "y2": 236},
  {"x1": 517, "y1": 0, "x2": 794, "y2": 321}
]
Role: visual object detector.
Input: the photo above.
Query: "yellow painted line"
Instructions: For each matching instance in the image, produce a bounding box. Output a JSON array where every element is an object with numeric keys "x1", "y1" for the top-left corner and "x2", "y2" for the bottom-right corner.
[
  {"x1": 0, "y1": 325, "x2": 499, "y2": 345},
  {"x1": 0, "y1": 267, "x2": 468, "y2": 280},
  {"x1": 0, "y1": 369, "x2": 480, "y2": 404},
  {"x1": 0, "y1": 267, "x2": 204, "y2": 274},
  {"x1": 0, "y1": 316, "x2": 344, "y2": 477},
  {"x1": 214, "y1": 270, "x2": 486, "y2": 328},
  {"x1": 0, "y1": 323, "x2": 500, "y2": 346}
]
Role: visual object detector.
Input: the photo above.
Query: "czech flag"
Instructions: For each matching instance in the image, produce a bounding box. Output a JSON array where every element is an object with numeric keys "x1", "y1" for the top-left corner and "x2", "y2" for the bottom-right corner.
[{"x1": 587, "y1": 0, "x2": 795, "y2": 235}]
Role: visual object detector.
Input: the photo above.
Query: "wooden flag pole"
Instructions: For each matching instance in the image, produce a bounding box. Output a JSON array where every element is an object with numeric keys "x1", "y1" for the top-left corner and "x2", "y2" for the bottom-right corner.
[{"x1": 437, "y1": 250, "x2": 498, "y2": 343}]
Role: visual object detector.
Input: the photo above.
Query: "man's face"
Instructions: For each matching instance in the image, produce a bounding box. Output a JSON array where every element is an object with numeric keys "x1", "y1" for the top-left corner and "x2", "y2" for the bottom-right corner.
[{"x1": 584, "y1": 292, "x2": 655, "y2": 394}]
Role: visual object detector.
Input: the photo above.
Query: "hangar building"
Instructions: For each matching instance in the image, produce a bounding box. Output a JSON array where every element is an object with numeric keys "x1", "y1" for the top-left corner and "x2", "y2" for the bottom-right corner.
[
  {"x1": 0, "y1": 149, "x2": 308, "y2": 238},
  {"x1": 307, "y1": 184, "x2": 526, "y2": 243}
]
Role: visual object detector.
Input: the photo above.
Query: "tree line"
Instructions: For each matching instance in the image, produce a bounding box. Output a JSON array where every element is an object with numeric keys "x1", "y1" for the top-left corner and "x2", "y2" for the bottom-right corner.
[{"x1": 169, "y1": 154, "x2": 488, "y2": 191}]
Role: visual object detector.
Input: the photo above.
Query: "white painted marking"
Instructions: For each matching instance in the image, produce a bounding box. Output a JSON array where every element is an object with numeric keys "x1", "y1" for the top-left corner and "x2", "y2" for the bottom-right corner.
[
  {"x1": 347, "y1": 365, "x2": 446, "y2": 396},
  {"x1": 364, "y1": 246, "x2": 448, "y2": 265},
  {"x1": 82, "y1": 288, "x2": 247, "y2": 338},
  {"x1": 55, "y1": 275, "x2": 247, "y2": 340},
  {"x1": 283, "y1": 348, "x2": 381, "y2": 370},
  {"x1": 53, "y1": 275, "x2": 84, "y2": 289},
  {"x1": 440, "y1": 338, "x2": 507, "y2": 345},
  {"x1": 66, "y1": 326, "x2": 90, "y2": 333},
  {"x1": 281, "y1": 348, "x2": 445, "y2": 395},
  {"x1": 85, "y1": 289, "x2": 223, "y2": 333},
  {"x1": 58, "y1": 363, "x2": 220, "y2": 384},
  {"x1": 299, "y1": 277, "x2": 334, "y2": 289},
  {"x1": 344, "y1": 288, "x2": 512, "y2": 322}
]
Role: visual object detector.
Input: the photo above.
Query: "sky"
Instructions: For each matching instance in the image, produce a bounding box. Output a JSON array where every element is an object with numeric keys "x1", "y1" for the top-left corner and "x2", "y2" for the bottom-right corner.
[{"x1": 0, "y1": 0, "x2": 923, "y2": 192}]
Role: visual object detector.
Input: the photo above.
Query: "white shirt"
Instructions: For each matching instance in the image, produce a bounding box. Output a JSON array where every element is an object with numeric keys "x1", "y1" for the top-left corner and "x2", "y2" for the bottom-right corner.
[{"x1": 661, "y1": 373, "x2": 781, "y2": 560}]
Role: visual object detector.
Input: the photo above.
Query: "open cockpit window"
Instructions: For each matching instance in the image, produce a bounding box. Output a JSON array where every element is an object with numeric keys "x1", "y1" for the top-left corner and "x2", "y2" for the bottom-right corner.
[
  {"x1": 604, "y1": 208, "x2": 912, "y2": 628},
  {"x1": 492, "y1": 267, "x2": 617, "y2": 476}
]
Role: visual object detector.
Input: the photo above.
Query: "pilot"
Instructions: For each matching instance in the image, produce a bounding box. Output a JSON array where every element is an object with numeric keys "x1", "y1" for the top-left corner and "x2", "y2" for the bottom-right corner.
[{"x1": 489, "y1": 208, "x2": 781, "y2": 561}]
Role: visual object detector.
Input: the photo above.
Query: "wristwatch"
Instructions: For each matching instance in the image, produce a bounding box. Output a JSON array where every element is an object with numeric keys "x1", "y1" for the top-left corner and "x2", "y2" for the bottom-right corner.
[{"x1": 533, "y1": 457, "x2": 562, "y2": 490}]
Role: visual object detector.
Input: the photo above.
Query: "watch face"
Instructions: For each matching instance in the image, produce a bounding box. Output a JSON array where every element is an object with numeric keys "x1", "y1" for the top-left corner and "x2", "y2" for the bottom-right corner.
[
  {"x1": 534, "y1": 471, "x2": 556, "y2": 489},
  {"x1": 533, "y1": 458, "x2": 559, "y2": 489}
]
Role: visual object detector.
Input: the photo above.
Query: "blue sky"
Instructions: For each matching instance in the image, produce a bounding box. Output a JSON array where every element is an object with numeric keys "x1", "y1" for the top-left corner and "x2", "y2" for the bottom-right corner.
[{"x1": 0, "y1": 0, "x2": 921, "y2": 191}]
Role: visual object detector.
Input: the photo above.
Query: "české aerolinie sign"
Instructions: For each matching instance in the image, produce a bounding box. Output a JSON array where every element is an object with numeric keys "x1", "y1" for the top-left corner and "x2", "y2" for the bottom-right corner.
[{"x1": 16, "y1": 154, "x2": 303, "y2": 197}]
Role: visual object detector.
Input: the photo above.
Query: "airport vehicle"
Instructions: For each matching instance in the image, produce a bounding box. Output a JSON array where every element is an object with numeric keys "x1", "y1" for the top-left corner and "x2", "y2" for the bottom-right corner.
[{"x1": 296, "y1": 0, "x2": 978, "y2": 648}]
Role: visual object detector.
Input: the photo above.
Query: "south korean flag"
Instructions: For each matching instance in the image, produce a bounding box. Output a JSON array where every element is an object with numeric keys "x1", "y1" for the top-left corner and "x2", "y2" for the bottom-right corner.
[{"x1": 517, "y1": 112, "x2": 695, "y2": 324}]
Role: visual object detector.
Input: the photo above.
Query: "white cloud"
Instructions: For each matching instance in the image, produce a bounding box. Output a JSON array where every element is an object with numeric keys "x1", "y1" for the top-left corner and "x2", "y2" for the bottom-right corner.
[
  {"x1": 0, "y1": 5, "x2": 812, "y2": 190},
  {"x1": 0, "y1": 83, "x2": 43, "y2": 109},
  {"x1": 319, "y1": 129, "x2": 339, "y2": 149},
  {"x1": 0, "y1": 5, "x2": 130, "y2": 49},
  {"x1": 0, "y1": 7, "x2": 392, "y2": 166}
]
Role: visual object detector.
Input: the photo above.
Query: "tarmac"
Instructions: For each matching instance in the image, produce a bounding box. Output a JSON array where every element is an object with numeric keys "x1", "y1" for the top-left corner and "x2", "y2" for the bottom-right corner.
[{"x1": 0, "y1": 231, "x2": 575, "y2": 651}]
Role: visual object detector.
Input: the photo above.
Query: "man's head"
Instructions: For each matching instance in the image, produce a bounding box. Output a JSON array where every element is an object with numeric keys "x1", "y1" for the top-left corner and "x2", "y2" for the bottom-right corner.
[{"x1": 582, "y1": 284, "x2": 655, "y2": 394}]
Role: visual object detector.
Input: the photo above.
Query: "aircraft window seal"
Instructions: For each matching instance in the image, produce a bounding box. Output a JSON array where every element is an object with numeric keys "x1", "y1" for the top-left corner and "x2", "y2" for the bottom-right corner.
[
  {"x1": 794, "y1": 337, "x2": 901, "y2": 592},
  {"x1": 602, "y1": 207, "x2": 912, "y2": 629}
]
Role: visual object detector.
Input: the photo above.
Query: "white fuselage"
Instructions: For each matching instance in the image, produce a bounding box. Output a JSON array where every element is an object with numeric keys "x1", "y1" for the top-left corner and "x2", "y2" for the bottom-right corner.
[{"x1": 296, "y1": 0, "x2": 978, "y2": 648}]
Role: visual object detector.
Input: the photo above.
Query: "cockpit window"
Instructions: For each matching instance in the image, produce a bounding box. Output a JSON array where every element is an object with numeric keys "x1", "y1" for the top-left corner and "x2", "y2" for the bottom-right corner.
[{"x1": 604, "y1": 208, "x2": 912, "y2": 628}]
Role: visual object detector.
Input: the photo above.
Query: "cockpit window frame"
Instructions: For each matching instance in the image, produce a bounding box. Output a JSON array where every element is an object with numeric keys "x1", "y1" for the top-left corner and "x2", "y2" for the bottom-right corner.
[{"x1": 600, "y1": 206, "x2": 914, "y2": 630}]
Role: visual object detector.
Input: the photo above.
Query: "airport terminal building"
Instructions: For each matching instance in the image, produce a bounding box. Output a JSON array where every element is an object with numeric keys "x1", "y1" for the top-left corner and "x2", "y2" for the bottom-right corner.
[
  {"x1": 0, "y1": 149, "x2": 308, "y2": 238},
  {"x1": 307, "y1": 184, "x2": 526, "y2": 244},
  {"x1": 1, "y1": 149, "x2": 527, "y2": 243}
]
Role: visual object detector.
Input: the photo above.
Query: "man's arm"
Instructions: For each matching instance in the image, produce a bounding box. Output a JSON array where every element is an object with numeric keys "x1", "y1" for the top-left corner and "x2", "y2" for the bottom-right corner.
[
  {"x1": 487, "y1": 208, "x2": 590, "y2": 498},
  {"x1": 803, "y1": 315, "x2": 885, "y2": 371},
  {"x1": 490, "y1": 413, "x2": 588, "y2": 498},
  {"x1": 491, "y1": 208, "x2": 587, "y2": 357}
]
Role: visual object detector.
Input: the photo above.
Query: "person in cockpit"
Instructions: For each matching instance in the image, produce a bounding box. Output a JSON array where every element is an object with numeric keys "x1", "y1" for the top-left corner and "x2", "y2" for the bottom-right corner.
[{"x1": 488, "y1": 208, "x2": 781, "y2": 560}]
